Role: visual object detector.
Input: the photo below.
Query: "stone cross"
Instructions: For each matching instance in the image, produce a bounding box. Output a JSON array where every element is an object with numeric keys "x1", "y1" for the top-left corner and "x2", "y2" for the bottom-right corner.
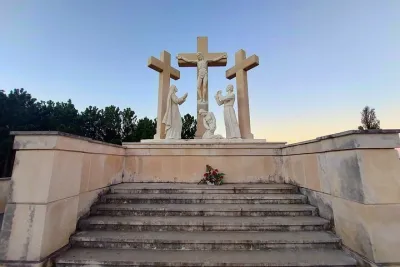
[
  {"x1": 226, "y1": 49, "x2": 259, "y2": 139},
  {"x1": 148, "y1": 50, "x2": 180, "y2": 139},
  {"x1": 177, "y1": 36, "x2": 227, "y2": 138}
]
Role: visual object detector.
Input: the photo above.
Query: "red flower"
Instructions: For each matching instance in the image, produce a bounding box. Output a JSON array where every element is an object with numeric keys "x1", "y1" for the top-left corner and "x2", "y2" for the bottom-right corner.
[
  {"x1": 212, "y1": 170, "x2": 217, "y2": 175},
  {"x1": 204, "y1": 173, "x2": 208, "y2": 177},
  {"x1": 215, "y1": 169, "x2": 218, "y2": 172}
]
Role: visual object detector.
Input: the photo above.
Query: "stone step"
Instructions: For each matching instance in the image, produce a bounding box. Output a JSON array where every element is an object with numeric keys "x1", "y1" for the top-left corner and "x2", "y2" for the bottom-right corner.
[
  {"x1": 79, "y1": 216, "x2": 330, "y2": 232},
  {"x1": 71, "y1": 231, "x2": 341, "y2": 250},
  {"x1": 111, "y1": 183, "x2": 298, "y2": 194},
  {"x1": 91, "y1": 203, "x2": 317, "y2": 217},
  {"x1": 56, "y1": 248, "x2": 357, "y2": 267},
  {"x1": 102, "y1": 193, "x2": 307, "y2": 204}
]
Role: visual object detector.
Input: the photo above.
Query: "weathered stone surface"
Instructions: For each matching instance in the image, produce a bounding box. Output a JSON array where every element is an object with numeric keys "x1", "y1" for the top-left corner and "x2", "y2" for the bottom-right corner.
[
  {"x1": 326, "y1": 150, "x2": 365, "y2": 203},
  {"x1": 71, "y1": 230, "x2": 340, "y2": 250},
  {"x1": 0, "y1": 178, "x2": 10, "y2": 214},
  {"x1": 92, "y1": 203, "x2": 316, "y2": 217},
  {"x1": 78, "y1": 188, "x2": 108, "y2": 218},
  {"x1": 102, "y1": 193, "x2": 307, "y2": 205},
  {"x1": 48, "y1": 151, "x2": 84, "y2": 202},
  {"x1": 40, "y1": 196, "x2": 79, "y2": 260},
  {"x1": 56, "y1": 248, "x2": 357, "y2": 267},
  {"x1": 0, "y1": 203, "x2": 46, "y2": 261},
  {"x1": 332, "y1": 197, "x2": 400, "y2": 263},
  {"x1": 11, "y1": 150, "x2": 55, "y2": 203},
  {"x1": 299, "y1": 188, "x2": 333, "y2": 222},
  {"x1": 1, "y1": 132, "x2": 126, "y2": 265},
  {"x1": 357, "y1": 149, "x2": 400, "y2": 204},
  {"x1": 282, "y1": 130, "x2": 400, "y2": 155}
]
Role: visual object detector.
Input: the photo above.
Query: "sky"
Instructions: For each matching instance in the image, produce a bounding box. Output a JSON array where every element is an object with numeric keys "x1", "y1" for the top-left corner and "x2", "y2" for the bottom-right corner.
[{"x1": 1, "y1": 0, "x2": 399, "y2": 143}]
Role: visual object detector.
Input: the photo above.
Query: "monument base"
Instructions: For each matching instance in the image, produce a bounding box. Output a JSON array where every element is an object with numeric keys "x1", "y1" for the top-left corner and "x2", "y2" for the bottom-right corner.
[{"x1": 122, "y1": 140, "x2": 288, "y2": 184}]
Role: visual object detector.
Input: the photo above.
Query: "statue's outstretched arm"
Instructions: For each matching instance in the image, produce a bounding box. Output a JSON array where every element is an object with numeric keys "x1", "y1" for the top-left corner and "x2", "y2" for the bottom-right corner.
[
  {"x1": 209, "y1": 53, "x2": 227, "y2": 62},
  {"x1": 177, "y1": 55, "x2": 197, "y2": 64}
]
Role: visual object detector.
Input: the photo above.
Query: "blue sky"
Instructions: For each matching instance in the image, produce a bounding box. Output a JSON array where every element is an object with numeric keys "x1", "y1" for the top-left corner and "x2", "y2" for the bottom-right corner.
[{"x1": 1, "y1": 0, "x2": 399, "y2": 142}]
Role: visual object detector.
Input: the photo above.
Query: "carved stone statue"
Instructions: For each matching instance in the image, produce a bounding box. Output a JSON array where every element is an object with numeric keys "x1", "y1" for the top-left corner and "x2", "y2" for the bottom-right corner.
[
  {"x1": 215, "y1": 84, "x2": 241, "y2": 139},
  {"x1": 177, "y1": 52, "x2": 227, "y2": 104},
  {"x1": 162, "y1": 85, "x2": 188, "y2": 139},
  {"x1": 198, "y1": 109, "x2": 223, "y2": 139}
]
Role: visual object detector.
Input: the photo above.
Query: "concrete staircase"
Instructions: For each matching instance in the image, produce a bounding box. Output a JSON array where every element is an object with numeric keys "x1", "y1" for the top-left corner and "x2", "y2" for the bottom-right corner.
[{"x1": 55, "y1": 183, "x2": 357, "y2": 266}]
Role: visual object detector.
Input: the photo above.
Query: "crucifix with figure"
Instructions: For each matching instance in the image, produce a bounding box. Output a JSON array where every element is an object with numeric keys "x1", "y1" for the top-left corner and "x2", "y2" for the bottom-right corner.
[
  {"x1": 148, "y1": 50, "x2": 180, "y2": 139},
  {"x1": 177, "y1": 37, "x2": 227, "y2": 138}
]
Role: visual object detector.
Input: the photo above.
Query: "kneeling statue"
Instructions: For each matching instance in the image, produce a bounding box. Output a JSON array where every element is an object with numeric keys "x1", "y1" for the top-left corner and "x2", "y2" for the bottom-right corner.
[{"x1": 199, "y1": 109, "x2": 223, "y2": 139}]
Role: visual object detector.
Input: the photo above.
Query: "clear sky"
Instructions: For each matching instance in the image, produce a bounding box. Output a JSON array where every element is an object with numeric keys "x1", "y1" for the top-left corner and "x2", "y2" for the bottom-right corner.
[{"x1": 1, "y1": 0, "x2": 399, "y2": 143}]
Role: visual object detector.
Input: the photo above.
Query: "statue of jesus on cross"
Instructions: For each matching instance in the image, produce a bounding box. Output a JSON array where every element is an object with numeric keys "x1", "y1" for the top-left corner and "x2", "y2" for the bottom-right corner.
[{"x1": 177, "y1": 52, "x2": 227, "y2": 103}]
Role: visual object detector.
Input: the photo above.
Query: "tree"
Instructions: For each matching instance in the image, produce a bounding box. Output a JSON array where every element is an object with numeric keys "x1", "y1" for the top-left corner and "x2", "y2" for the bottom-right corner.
[
  {"x1": 358, "y1": 106, "x2": 380, "y2": 130},
  {"x1": 80, "y1": 106, "x2": 105, "y2": 141},
  {"x1": 102, "y1": 105, "x2": 122, "y2": 144},
  {"x1": 121, "y1": 108, "x2": 137, "y2": 142},
  {"x1": 181, "y1": 113, "x2": 197, "y2": 139},
  {"x1": 37, "y1": 99, "x2": 81, "y2": 134},
  {"x1": 133, "y1": 117, "x2": 156, "y2": 142}
]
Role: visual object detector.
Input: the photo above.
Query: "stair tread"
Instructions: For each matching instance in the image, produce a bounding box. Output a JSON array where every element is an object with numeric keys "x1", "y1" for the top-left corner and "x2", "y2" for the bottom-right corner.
[
  {"x1": 81, "y1": 215, "x2": 329, "y2": 225},
  {"x1": 104, "y1": 193, "x2": 305, "y2": 199},
  {"x1": 56, "y1": 248, "x2": 356, "y2": 266},
  {"x1": 112, "y1": 183, "x2": 296, "y2": 190},
  {"x1": 94, "y1": 203, "x2": 316, "y2": 211},
  {"x1": 72, "y1": 230, "x2": 339, "y2": 243}
]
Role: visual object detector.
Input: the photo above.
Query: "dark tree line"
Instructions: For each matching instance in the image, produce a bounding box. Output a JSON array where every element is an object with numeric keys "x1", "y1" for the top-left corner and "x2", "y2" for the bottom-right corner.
[{"x1": 0, "y1": 88, "x2": 196, "y2": 176}]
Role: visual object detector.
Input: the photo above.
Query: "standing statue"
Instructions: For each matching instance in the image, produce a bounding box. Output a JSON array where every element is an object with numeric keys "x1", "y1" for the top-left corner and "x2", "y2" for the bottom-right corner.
[
  {"x1": 162, "y1": 85, "x2": 188, "y2": 139},
  {"x1": 177, "y1": 52, "x2": 227, "y2": 104},
  {"x1": 198, "y1": 109, "x2": 223, "y2": 139},
  {"x1": 215, "y1": 84, "x2": 241, "y2": 139}
]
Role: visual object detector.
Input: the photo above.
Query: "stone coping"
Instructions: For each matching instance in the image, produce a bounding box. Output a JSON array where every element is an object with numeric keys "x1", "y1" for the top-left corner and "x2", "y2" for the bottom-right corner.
[
  {"x1": 123, "y1": 142, "x2": 286, "y2": 150},
  {"x1": 10, "y1": 131, "x2": 124, "y2": 149},
  {"x1": 138, "y1": 139, "x2": 283, "y2": 145},
  {"x1": 285, "y1": 129, "x2": 400, "y2": 148},
  {"x1": 10, "y1": 129, "x2": 400, "y2": 150}
]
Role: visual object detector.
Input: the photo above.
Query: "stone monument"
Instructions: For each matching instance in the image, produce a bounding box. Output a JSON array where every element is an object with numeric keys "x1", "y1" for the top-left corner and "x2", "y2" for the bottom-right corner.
[
  {"x1": 162, "y1": 85, "x2": 188, "y2": 139},
  {"x1": 148, "y1": 51, "x2": 180, "y2": 139},
  {"x1": 226, "y1": 49, "x2": 259, "y2": 139},
  {"x1": 198, "y1": 109, "x2": 223, "y2": 139},
  {"x1": 215, "y1": 84, "x2": 241, "y2": 139},
  {"x1": 177, "y1": 37, "x2": 227, "y2": 138}
]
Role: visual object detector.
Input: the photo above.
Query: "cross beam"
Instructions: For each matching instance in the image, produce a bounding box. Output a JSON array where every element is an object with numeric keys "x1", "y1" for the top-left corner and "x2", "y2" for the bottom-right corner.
[
  {"x1": 226, "y1": 49, "x2": 259, "y2": 139},
  {"x1": 177, "y1": 37, "x2": 227, "y2": 67},
  {"x1": 148, "y1": 50, "x2": 180, "y2": 139},
  {"x1": 177, "y1": 36, "x2": 227, "y2": 138}
]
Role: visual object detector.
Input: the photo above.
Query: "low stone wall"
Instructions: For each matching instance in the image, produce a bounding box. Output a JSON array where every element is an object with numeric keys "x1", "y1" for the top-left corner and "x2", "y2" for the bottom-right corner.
[
  {"x1": 123, "y1": 142, "x2": 285, "y2": 184},
  {"x1": 281, "y1": 130, "x2": 400, "y2": 266},
  {"x1": 0, "y1": 178, "x2": 10, "y2": 215},
  {"x1": 0, "y1": 132, "x2": 124, "y2": 265}
]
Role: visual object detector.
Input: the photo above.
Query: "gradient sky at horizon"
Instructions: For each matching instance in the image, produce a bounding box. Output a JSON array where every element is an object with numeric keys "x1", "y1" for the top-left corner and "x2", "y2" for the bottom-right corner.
[{"x1": 1, "y1": 0, "x2": 399, "y2": 143}]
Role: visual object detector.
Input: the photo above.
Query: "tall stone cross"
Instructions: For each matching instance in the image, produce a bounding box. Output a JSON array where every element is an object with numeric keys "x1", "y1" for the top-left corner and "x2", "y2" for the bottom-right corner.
[
  {"x1": 148, "y1": 50, "x2": 180, "y2": 139},
  {"x1": 177, "y1": 37, "x2": 227, "y2": 138},
  {"x1": 226, "y1": 49, "x2": 259, "y2": 139}
]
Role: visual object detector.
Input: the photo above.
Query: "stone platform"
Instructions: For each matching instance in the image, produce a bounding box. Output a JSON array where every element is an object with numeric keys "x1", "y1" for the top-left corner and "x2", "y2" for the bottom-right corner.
[{"x1": 138, "y1": 138, "x2": 280, "y2": 145}]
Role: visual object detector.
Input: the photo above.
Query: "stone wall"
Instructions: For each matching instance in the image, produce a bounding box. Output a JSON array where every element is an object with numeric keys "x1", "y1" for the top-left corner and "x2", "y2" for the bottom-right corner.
[
  {"x1": 0, "y1": 132, "x2": 124, "y2": 265},
  {"x1": 1, "y1": 130, "x2": 399, "y2": 266},
  {"x1": 281, "y1": 130, "x2": 400, "y2": 266},
  {"x1": 124, "y1": 142, "x2": 285, "y2": 184}
]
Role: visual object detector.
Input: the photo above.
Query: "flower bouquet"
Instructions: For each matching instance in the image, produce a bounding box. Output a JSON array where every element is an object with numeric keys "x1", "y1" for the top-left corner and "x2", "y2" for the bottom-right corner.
[{"x1": 198, "y1": 164, "x2": 225, "y2": 185}]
